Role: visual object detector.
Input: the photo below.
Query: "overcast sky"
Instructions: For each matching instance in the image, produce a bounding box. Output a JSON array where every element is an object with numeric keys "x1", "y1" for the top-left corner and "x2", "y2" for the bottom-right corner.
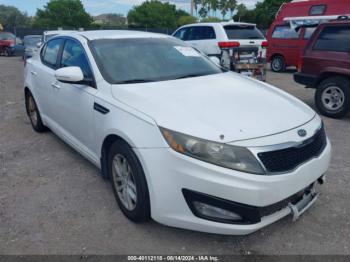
[{"x1": 0, "y1": 0, "x2": 259, "y2": 16}]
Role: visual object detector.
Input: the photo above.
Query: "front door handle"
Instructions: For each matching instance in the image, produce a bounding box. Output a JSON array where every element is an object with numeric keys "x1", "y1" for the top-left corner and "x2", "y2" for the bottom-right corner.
[
  {"x1": 51, "y1": 82, "x2": 61, "y2": 89},
  {"x1": 30, "y1": 71, "x2": 37, "y2": 76}
]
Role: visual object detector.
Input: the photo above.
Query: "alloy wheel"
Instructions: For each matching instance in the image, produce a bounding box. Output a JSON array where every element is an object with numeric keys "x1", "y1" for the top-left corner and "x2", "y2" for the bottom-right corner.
[
  {"x1": 28, "y1": 95, "x2": 38, "y2": 126},
  {"x1": 271, "y1": 57, "x2": 284, "y2": 72},
  {"x1": 112, "y1": 154, "x2": 137, "y2": 211},
  {"x1": 321, "y1": 86, "x2": 345, "y2": 111}
]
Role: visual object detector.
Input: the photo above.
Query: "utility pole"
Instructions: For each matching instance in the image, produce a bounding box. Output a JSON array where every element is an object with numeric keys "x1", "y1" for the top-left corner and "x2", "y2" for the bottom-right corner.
[{"x1": 190, "y1": 0, "x2": 194, "y2": 16}]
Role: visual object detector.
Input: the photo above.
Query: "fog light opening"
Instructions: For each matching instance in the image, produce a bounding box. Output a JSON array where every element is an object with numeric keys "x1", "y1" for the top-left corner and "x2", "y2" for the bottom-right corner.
[{"x1": 193, "y1": 201, "x2": 243, "y2": 222}]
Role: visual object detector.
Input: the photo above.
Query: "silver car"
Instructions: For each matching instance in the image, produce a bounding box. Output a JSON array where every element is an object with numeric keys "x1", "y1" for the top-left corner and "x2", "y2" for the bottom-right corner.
[{"x1": 23, "y1": 35, "x2": 41, "y2": 59}]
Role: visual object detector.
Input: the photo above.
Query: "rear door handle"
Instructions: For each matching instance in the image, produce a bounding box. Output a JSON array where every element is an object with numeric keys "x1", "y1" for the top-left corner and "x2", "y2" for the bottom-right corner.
[
  {"x1": 51, "y1": 82, "x2": 61, "y2": 89},
  {"x1": 30, "y1": 71, "x2": 37, "y2": 76}
]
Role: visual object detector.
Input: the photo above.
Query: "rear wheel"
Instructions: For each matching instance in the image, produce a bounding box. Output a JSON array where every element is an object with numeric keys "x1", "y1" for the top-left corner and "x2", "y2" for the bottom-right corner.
[
  {"x1": 315, "y1": 76, "x2": 349, "y2": 118},
  {"x1": 271, "y1": 55, "x2": 286, "y2": 72},
  {"x1": 25, "y1": 91, "x2": 47, "y2": 132},
  {"x1": 108, "y1": 140, "x2": 150, "y2": 222}
]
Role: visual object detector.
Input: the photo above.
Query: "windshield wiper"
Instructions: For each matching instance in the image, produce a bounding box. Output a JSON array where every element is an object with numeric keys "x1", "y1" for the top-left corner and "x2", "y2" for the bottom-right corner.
[
  {"x1": 116, "y1": 79, "x2": 155, "y2": 84},
  {"x1": 174, "y1": 73, "x2": 209, "y2": 80}
]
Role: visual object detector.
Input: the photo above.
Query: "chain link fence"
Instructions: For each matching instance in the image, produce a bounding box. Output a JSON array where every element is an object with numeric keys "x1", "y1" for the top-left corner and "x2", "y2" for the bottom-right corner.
[{"x1": 6, "y1": 27, "x2": 176, "y2": 39}]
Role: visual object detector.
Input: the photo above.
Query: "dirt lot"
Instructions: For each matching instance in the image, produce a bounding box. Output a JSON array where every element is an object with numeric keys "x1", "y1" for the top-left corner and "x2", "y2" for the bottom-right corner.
[{"x1": 0, "y1": 57, "x2": 349, "y2": 255}]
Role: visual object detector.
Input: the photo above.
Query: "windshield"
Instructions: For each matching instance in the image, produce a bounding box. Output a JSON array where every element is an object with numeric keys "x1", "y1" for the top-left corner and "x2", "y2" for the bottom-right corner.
[
  {"x1": 24, "y1": 36, "x2": 41, "y2": 47},
  {"x1": 0, "y1": 32, "x2": 15, "y2": 40},
  {"x1": 224, "y1": 25, "x2": 264, "y2": 40},
  {"x1": 90, "y1": 37, "x2": 224, "y2": 84},
  {"x1": 44, "y1": 34, "x2": 57, "y2": 42}
]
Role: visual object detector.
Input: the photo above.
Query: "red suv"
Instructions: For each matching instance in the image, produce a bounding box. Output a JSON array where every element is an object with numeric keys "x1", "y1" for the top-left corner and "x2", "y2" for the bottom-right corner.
[
  {"x1": 294, "y1": 18, "x2": 350, "y2": 118},
  {"x1": 0, "y1": 32, "x2": 15, "y2": 56},
  {"x1": 267, "y1": 0, "x2": 350, "y2": 72}
]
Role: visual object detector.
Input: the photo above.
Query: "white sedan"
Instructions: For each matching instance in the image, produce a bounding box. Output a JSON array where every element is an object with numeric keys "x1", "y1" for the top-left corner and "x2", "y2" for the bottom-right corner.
[{"x1": 24, "y1": 30, "x2": 331, "y2": 235}]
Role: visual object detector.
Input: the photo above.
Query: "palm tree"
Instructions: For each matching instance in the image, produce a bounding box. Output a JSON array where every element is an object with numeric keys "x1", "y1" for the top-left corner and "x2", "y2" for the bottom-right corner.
[
  {"x1": 219, "y1": 0, "x2": 228, "y2": 19},
  {"x1": 211, "y1": 0, "x2": 219, "y2": 17},
  {"x1": 199, "y1": 6, "x2": 208, "y2": 18},
  {"x1": 202, "y1": 0, "x2": 211, "y2": 17},
  {"x1": 227, "y1": 0, "x2": 237, "y2": 19},
  {"x1": 194, "y1": 0, "x2": 201, "y2": 16}
]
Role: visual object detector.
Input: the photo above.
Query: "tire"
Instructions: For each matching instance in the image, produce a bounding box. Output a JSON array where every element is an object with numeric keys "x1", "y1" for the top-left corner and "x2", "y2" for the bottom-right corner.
[
  {"x1": 315, "y1": 76, "x2": 349, "y2": 119},
  {"x1": 108, "y1": 140, "x2": 150, "y2": 222},
  {"x1": 4, "y1": 48, "x2": 11, "y2": 57},
  {"x1": 271, "y1": 55, "x2": 286, "y2": 72},
  {"x1": 25, "y1": 91, "x2": 47, "y2": 132}
]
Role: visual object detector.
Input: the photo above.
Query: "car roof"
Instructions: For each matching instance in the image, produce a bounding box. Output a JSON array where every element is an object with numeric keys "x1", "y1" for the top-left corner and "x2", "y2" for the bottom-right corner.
[
  {"x1": 326, "y1": 18, "x2": 350, "y2": 25},
  {"x1": 180, "y1": 22, "x2": 257, "y2": 28},
  {"x1": 61, "y1": 30, "x2": 170, "y2": 40},
  {"x1": 24, "y1": 35, "x2": 41, "y2": 38},
  {"x1": 44, "y1": 30, "x2": 77, "y2": 35}
]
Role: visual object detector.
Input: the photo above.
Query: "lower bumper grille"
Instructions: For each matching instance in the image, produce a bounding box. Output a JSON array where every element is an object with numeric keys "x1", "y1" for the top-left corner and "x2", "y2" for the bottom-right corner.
[{"x1": 258, "y1": 183, "x2": 314, "y2": 218}]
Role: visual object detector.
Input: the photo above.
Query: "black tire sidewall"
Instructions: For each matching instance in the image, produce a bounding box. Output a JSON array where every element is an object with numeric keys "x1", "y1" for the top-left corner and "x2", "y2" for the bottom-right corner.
[
  {"x1": 315, "y1": 77, "x2": 349, "y2": 118},
  {"x1": 108, "y1": 140, "x2": 150, "y2": 222},
  {"x1": 271, "y1": 56, "x2": 285, "y2": 72},
  {"x1": 25, "y1": 92, "x2": 46, "y2": 132},
  {"x1": 4, "y1": 48, "x2": 10, "y2": 57}
]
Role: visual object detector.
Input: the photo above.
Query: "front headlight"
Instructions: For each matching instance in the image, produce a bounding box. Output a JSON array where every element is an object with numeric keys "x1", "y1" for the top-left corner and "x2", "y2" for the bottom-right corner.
[{"x1": 160, "y1": 127, "x2": 265, "y2": 175}]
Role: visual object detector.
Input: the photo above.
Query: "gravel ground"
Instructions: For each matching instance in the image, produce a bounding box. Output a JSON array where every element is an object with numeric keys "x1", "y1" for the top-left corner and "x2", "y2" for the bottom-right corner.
[{"x1": 0, "y1": 57, "x2": 349, "y2": 255}]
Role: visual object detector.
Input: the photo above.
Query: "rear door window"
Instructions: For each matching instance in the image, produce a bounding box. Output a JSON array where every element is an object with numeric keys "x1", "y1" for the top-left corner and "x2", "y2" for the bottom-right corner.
[
  {"x1": 186, "y1": 27, "x2": 201, "y2": 41},
  {"x1": 199, "y1": 26, "x2": 216, "y2": 40},
  {"x1": 272, "y1": 25, "x2": 300, "y2": 39},
  {"x1": 41, "y1": 38, "x2": 63, "y2": 68},
  {"x1": 224, "y1": 25, "x2": 264, "y2": 40},
  {"x1": 313, "y1": 26, "x2": 350, "y2": 52}
]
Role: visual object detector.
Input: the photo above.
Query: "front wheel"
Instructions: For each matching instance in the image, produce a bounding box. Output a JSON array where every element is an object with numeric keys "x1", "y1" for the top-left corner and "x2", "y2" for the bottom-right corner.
[
  {"x1": 315, "y1": 76, "x2": 349, "y2": 118},
  {"x1": 4, "y1": 48, "x2": 11, "y2": 57},
  {"x1": 108, "y1": 140, "x2": 150, "y2": 222},
  {"x1": 271, "y1": 55, "x2": 286, "y2": 72}
]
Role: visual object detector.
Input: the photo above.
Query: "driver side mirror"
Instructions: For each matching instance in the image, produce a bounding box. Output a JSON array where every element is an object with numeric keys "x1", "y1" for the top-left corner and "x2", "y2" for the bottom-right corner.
[
  {"x1": 55, "y1": 66, "x2": 96, "y2": 87},
  {"x1": 37, "y1": 42, "x2": 42, "y2": 48},
  {"x1": 55, "y1": 67, "x2": 84, "y2": 83}
]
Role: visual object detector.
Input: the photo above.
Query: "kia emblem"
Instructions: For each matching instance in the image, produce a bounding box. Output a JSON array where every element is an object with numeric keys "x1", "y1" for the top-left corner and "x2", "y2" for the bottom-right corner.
[{"x1": 298, "y1": 129, "x2": 307, "y2": 137}]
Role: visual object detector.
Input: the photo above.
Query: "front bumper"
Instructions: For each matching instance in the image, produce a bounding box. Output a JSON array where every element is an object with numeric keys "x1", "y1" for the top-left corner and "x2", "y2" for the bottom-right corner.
[{"x1": 135, "y1": 138, "x2": 331, "y2": 235}]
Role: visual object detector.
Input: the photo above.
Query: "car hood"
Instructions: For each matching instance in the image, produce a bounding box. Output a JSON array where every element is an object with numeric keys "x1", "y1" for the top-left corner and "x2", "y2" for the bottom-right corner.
[{"x1": 111, "y1": 72, "x2": 315, "y2": 143}]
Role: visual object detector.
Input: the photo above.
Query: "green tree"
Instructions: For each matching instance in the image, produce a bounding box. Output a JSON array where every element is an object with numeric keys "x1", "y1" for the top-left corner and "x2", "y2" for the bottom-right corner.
[
  {"x1": 93, "y1": 13, "x2": 127, "y2": 28},
  {"x1": 128, "y1": 0, "x2": 185, "y2": 29},
  {"x1": 210, "y1": 0, "x2": 219, "y2": 17},
  {"x1": 198, "y1": 6, "x2": 208, "y2": 18},
  {"x1": 193, "y1": 0, "x2": 202, "y2": 16},
  {"x1": 219, "y1": 0, "x2": 228, "y2": 19},
  {"x1": 33, "y1": 0, "x2": 92, "y2": 29},
  {"x1": 0, "y1": 5, "x2": 31, "y2": 30},
  {"x1": 233, "y1": 0, "x2": 291, "y2": 27},
  {"x1": 177, "y1": 15, "x2": 197, "y2": 27},
  {"x1": 233, "y1": 3, "x2": 251, "y2": 22},
  {"x1": 201, "y1": 16, "x2": 222, "y2": 22},
  {"x1": 227, "y1": 0, "x2": 237, "y2": 18},
  {"x1": 253, "y1": 0, "x2": 292, "y2": 28}
]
